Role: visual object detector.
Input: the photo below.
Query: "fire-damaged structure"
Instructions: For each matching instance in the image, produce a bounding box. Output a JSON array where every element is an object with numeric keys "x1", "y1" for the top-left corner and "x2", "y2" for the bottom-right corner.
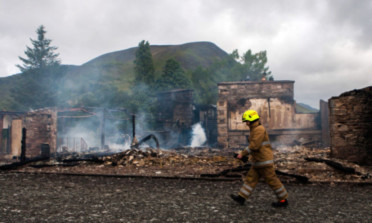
[
  {"x1": 328, "y1": 86, "x2": 372, "y2": 165},
  {"x1": 157, "y1": 89, "x2": 194, "y2": 129},
  {"x1": 0, "y1": 109, "x2": 57, "y2": 161},
  {"x1": 156, "y1": 89, "x2": 194, "y2": 147},
  {"x1": 0, "y1": 107, "x2": 134, "y2": 162},
  {"x1": 156, "y1": 89, "x2": 218, "y2": 147},
  {"x1": 217, "y1": 81, "x2": 328, "y2": 148}
]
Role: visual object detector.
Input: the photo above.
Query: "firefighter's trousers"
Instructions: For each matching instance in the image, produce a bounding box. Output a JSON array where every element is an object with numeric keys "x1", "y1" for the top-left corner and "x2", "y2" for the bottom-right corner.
[{"x1": 238, "y1": 166, "x2": 288, "y2": 201}]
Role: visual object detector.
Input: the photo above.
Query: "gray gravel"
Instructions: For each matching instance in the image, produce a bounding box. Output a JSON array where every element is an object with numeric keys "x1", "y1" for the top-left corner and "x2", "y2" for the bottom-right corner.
[{"x1": 0, "y1": 172, "x2": 371, "y2": 222}]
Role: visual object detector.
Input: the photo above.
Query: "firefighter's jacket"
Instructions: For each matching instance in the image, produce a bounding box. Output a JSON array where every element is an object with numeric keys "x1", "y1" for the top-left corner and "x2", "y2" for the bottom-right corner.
[{"x1": 241, "y1": 121, "x2": 274, "y2": 167}]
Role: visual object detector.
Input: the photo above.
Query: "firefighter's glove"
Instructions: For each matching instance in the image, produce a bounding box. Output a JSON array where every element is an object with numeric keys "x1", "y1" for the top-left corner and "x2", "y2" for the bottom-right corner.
[{"x1": 233, "y1": 153, "x2": 248, "y2": 163}]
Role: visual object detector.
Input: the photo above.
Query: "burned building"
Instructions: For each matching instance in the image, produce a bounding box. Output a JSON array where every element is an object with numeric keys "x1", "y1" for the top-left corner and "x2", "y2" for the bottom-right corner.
[
  {"x1": 217, "y1": 81, "x2": 325, "y2": 148},
  {"x1": 0, "y1": 109, "x2": 57, "y2": 161},
  {"x1": 329, "y1": 86, "x2": 372, "y2": 165},
  {"x1": 157, "y1": 89, "x2": 194, "y2": 129},
  {"x1": 156, "y1": 89, "x2": 194, "y2": 147},
  {"x1": 156, "y1": 89, "x2": 218, "y2": 147},
  {"x1": 193, "y1": 104, "x2": 218, "y2": 146},
  {"x1": 0, "y1": 111, "x2": 24, "y2": 159}
]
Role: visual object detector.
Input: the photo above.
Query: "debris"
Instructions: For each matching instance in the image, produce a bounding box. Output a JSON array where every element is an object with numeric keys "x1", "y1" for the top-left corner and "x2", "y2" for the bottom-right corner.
[
  {"x1": 136, "y1": 134, "x2": 160, "y2": 149},
  {"x1": 6, "y1": 146, "x2": 372, "y2": 184},
  {"x1": 30, "y1": 163, "x2": 79, "y2": 168},
  {"x1": 305, "y1": 157, "x2": 358, "y2": 174},
  {"x1": 201, "y1": 163, "x2": 309, "y2": 183},
  {"x1": 0, "y1": 157, "x2": 50, "y2": 171},
  {"x1": 275, "y1": 170, "x2": 309, "y2": 184}
]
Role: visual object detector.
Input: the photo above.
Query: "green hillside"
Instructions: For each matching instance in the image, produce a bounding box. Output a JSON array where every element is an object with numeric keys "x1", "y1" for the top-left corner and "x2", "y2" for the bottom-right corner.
[
  {"x1": 0, "y1": 41, "x2": 232, "y2": 111},
  {"x1": 296, "y1": 103, "x2": 319, "y2": 114},
  {"x1": 73, "y1": 41, "x2": 229, "y2": 90},
  {"x1": 0, "y1": 73, "x2": 24, "y2": 109}
]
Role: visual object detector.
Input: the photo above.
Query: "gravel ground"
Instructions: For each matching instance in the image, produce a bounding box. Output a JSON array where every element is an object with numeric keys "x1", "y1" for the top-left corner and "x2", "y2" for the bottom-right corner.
[{"x1": 0, "y1": 172, "x2": 371, "y2": 223}]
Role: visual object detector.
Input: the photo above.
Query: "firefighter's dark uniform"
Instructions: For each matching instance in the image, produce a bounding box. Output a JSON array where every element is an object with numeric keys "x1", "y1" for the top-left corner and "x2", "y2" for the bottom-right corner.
[{"x1": 238, "y1": 121, "x2": 288, "y2": 201}]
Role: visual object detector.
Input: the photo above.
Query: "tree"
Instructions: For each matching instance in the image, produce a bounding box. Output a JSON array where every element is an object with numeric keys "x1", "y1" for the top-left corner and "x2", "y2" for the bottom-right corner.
[
  {"x1": 190, "y1": 67, "x2": 217, "y2": 104},
  {"x1": 238, "y1": 49, "x2": 272, "y2": 81},
  {"x1": 133, "y1": 40, "x2": 155, "y2": 86},
  {"x1": 242, "y1": 50, "x2": 272, "y2": 80},
  {"x1": 16, "y1": 25, "x2": 60, "y2": 72},
  {"x1": 10, "y1": 66, "x2": 65, "y2": 111},
  {"x1": 155, "y1": 59, "x2": 191, "y2": 91}
]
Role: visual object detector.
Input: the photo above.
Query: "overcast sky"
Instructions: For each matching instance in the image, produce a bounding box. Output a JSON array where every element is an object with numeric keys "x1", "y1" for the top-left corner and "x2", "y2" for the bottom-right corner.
[{"x1": 1, "y1": 0, "x2": 371, "y2": 108}]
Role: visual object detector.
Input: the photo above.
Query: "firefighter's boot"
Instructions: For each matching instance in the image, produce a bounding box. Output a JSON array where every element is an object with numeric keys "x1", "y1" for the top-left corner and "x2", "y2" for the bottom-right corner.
[
  {"x1": 271, "y1": 199, "x2": 288, "y2": 208},
  {"x1": 230, "y1": 194, "x2": 245, "y2": 205}
]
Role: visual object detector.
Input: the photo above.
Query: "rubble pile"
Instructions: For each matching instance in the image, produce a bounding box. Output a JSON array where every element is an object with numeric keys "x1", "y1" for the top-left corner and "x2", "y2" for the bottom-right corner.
[
  {"x1": 98, "y1": 148, "x2": 239, "y2": 176},
  {"x1": 6, "y1": 146, "x2": 372, "y2": 183},
  {"x1": 274, "y1": 146, "x2": 371, "y2": 183}
]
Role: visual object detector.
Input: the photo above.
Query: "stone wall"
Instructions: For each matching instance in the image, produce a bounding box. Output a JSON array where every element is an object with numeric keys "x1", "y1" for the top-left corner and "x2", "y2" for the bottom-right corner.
[
  {"x1": 23, "y1": 109, "x2": 58, "y2": 158},
  {"x1": 218, "y1": 81, "x2": 294, "y2": 100},
  {"x1": 329, "y1": 86, "x2": 372, "y2": 165}
]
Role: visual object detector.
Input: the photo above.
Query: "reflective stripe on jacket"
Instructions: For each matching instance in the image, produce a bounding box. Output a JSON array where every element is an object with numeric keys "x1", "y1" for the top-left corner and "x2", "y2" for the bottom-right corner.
[{"x1": 241, "y1": 121, "x2": 274, "y2": 167}]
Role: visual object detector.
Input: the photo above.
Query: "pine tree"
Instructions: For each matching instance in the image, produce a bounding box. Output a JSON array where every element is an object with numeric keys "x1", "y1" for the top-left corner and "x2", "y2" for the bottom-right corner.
[
  {"x1": 133, "y1": 40, "x2": 155, "y2": 85},
  {"x1": 16, "y1": 25, "x2": 60, "y2": 72},
  {"x1": 11, "y1": 25, "x2": 62, "y2": 110},
  {"x1": 155, "y1": 59, "x2": 191, "y2": 91}
]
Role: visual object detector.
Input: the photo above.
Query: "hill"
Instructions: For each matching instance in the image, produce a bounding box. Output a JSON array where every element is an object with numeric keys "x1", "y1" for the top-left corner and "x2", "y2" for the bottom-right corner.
[
  {"x1": 69, "y1": 41, "x2": 229, "y2": 90},
  {"x1": 0, "y1": 42, "x2": 231, "y2": 110},
  {"x1": 296, "y1": 103, "x2": 319, "y2": 113},
  {"x1": 0, "y1": 73, "x2": 23, "y2": 108}
]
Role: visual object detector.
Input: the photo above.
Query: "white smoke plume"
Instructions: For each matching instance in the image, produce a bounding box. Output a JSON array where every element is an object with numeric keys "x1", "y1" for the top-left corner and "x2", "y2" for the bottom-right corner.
[{"x1": 190, "y1": 122, "x2": 207, "y2": 147}]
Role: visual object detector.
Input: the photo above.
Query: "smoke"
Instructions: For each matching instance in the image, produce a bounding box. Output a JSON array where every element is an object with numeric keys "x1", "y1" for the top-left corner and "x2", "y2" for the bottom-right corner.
[
  {"x1": 190, "y1": 122, "x2": 207, "y2": 147},
  {"x1": 58, "y1": 107, "x2": 134, "y2": 153}
]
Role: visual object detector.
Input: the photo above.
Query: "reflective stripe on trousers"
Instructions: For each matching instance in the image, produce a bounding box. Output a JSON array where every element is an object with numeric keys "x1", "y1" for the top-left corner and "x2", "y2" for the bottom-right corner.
[
  {"x1": 253, "y1": 160, "x2": 274, "y2": 166},
  {"x1": 275, "y1": 186, "x2": 288, "y2": 199},
  {"x1": 239, "y1": 184, "x2": 253, "y2": 198}
]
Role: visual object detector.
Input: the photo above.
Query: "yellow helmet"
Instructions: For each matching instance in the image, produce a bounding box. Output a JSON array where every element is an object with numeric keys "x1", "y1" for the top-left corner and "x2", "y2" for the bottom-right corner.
[{"x1": 242, "y1": 110, "x2": 260, "y2": 122}]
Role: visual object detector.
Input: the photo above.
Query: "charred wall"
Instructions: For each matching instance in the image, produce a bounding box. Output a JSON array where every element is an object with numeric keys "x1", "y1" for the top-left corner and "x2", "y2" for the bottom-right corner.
[
  {"x1": 0, "y1": 109, "x2": 58, "y2": 160},
  {"x1": 22, "y1": 109, "x2": 58, "y2": 158},
  {"x1": 320, "y1": 100, "x2": 330, "y2": 147},
  {"x1": 194, "y1": 104, "x2": 218, "y2": 146},
  {"x1": 217, "y1": 81, "x2": 321, "y2": 148},
  {"x1": 0, "y1": 112, "x2": 25, "y2": 158},
  {"x1": 157, "y1": 89, "x2": 194, "y2": 129},
  {"x1": 329, "y1": 86, "x2": 372, "y2": 165},
  {"x1": 156, "y1": 89, "x2": 194, "y2": 147}
]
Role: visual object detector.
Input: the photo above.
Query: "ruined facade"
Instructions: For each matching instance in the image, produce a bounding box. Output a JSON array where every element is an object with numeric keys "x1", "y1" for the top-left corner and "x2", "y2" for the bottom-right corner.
[
  {"x1": 156, "y1": 89, "x2": 218, "y2": 147},
  {"x1": 329, "y1": 86, "x2": 372, "y2": 165},
  {"x1": 0, "y1": 112, "x2": 24, "y2": 159},
  {"x1": 0, "y1": 109, "x2": 57, "y2": 160},
  {"x1": 156, "y1": 89, "x2": 194, "y2": 147},
  {"x1": 194, "y1": 104, "x2": 218, "y2": 146},
  {"x1": 217, "y1": 81, "x2": 322, "y2": 148},
  {"x1": 157, "y1": 89, "x2": 194, "y2": 129}
]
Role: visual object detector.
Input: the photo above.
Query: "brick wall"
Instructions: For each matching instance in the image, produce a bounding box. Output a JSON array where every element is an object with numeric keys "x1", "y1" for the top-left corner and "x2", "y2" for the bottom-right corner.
[
  {"x1": 329, "y1": 86, "x2": 372, "y2": 165},
  {"x1": 23, "y1": 109, "x2": 57, "y2": 158}
]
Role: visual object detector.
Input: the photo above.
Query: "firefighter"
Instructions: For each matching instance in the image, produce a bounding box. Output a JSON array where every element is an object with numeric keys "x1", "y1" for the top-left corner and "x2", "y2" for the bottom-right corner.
[{"x1": 230, "y1": 110, "x2": 289, "y2": 207}]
